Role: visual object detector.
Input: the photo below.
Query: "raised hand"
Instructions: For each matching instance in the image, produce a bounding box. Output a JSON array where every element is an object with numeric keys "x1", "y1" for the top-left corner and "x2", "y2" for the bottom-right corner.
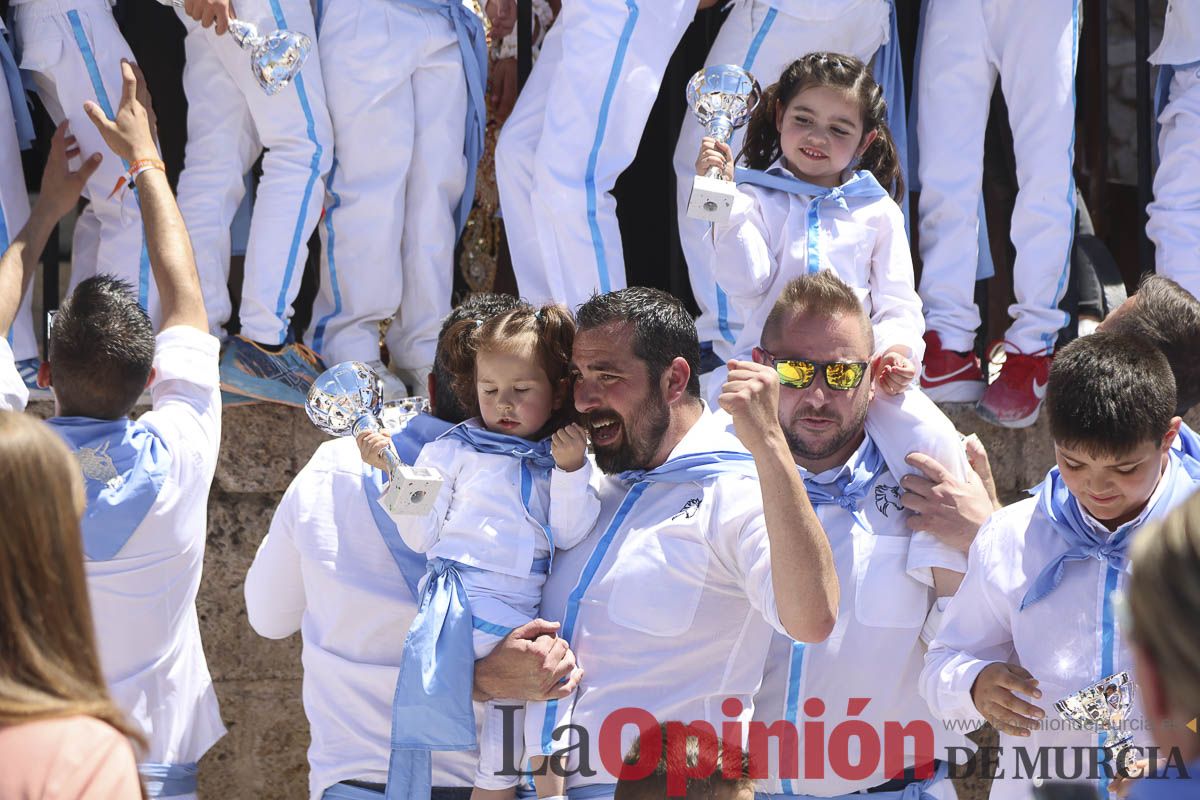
[
  {"x1": 83, "y1": 60, "x2": 159, "y2": 164},
  {"x1": 34, "y1": 122, "x2": 103, "y2": 224}
]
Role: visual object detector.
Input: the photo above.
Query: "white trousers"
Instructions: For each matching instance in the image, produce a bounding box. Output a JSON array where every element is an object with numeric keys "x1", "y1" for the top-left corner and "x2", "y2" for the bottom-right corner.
[
  {"x1": 310, "y1": 0, "x2": 467, "y2": 369},
  {"x1": 1148, "y1": 62, "x2": 1200, "y2": 298},
  {"x1": 174, "y1": 0, "x2": 332, "y2": 345},
  {"x1": 915, "y1": 0, "x2": 1080, "y2": 354},
  {"x1": 673, "y1": 0, "x2": 891, "y2": 347},
  {"x1": 495, "y1": 0, "x2": 699, "y2": 312},
  {"x1": 0, "y1": 23, "x2": 36, "y2": 362},
  {"x1": 15, "y1": 0, "x2": 157, "y2": 322}
]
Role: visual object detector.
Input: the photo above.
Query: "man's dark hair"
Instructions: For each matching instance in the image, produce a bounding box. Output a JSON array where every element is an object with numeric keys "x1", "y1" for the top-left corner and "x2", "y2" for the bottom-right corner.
[
  {"x1": 1103, "y1": 274, "x2": 1200, "y2": 415},
  {"x1": 614, "y1": 724, "x2": 752, "y2": 800},
  {"x1": 1047, "y1": 331, "x2": 1176, "y2": 457},
  {"x1": 432, "y1": 293, "x2": 531, "y2": 423},
  {"x1": 48, "y1": 275, "x2": 155, "y2": 420},
  {"x1": 575, "y1": 287, "x2": 701, "y2": 400}
]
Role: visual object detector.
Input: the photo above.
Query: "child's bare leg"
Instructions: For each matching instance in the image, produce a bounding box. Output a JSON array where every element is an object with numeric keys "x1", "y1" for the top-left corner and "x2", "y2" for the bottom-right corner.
[{"x1": 530, "y1": 755, "x2": 566, "y2": 798}]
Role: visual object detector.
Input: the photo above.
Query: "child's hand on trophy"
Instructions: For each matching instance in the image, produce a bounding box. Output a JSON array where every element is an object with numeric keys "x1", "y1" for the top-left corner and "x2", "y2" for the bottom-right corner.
[
  {"x1": 696, "y1": 137, "x2": 734, "y2": 182},
  {"x1": 183, "y1": 0, "x2": 235, "y2": 35},
  {"x1": 356, "y1": 430, "x2": 394, "y2": 473}
]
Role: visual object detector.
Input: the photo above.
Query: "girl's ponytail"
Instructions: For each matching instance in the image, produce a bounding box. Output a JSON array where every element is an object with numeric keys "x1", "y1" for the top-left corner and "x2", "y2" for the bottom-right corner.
[
  {"x1": 858, "y1": 105, "x2": 905, "y2": 202},
  {"x1": 738, "y1": 80, "x2": 783, "y2": 170}
]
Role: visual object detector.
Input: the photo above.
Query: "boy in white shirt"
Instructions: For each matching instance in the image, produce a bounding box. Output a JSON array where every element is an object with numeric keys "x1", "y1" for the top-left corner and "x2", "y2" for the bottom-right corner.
[
  {"x1": 921, "y1": 331, "x2": 1200, "y2": 800},
  {"x1": 2, "y1": 64, "x2": 225, "y2": 799}
]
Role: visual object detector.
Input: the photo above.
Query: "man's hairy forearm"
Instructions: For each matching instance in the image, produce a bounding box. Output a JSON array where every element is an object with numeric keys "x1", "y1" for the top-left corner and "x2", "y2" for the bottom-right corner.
[
  {"x1": 757, "y1": 433, "x2": 839, "y2": 643},
  {"x1": 0, "y1": 207, "x2": 58, "y2": 338},
  {"x1": 134, "y1": 167, "x2": 207, "y2": 333}
]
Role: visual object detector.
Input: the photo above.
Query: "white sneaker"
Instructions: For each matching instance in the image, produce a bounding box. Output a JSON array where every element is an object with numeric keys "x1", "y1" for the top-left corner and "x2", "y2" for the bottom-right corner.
[
  {"x1": 393, "y1": 365, "x2": 433, "y2": 398},
  {"x1": 363, "y1": 359, "x2": 411, "y2": 402}
]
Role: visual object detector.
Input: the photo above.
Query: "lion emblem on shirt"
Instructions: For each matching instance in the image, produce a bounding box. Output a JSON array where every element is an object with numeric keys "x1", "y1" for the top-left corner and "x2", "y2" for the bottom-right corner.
[
  {"x1": 873, "y1": 484, "x2": 903, "y2": 517},
  {"x1": 77, "y1": 441, "x2": 124, "y2": 491}
]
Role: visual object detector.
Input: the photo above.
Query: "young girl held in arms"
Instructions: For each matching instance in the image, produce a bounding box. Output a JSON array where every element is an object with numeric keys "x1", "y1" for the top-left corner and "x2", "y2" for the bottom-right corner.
[
  {"x1": 698, "y1": 53, "x2": 971, "y2": 583},
  {"x1": 359, "y1": 305, "x2": 598, "y2": 800}
]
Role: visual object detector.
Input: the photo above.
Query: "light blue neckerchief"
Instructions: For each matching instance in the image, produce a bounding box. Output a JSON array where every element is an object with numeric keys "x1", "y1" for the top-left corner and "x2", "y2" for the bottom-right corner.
[
  {"x1": 1020, "y1": 453, "x2": 1194, "y2": 610},
  {"x1": 801, "y1": 437, "x2": 887, "y2": 529},
  {"x1": 1177, "y1": 421, "x2": 1200, "y2": 467},
  {"x1": 390, "y1": 0, "x2": 487, "y2": 234},
  {"x1": 735, "y1": 167, "x2": 888, "y2": 276},
  {"x1": 535, "y1": 449, "x2": 759, "y2": 754},
  {"x1": 390, "y1": 411, "x2": 454, "y2": 467},
  {"x1": 362, "y1": 462, "x2": 428, "y2": 602},
  {"x1": 47, "y1": 416, "x2": 172, "y2": 560},
  {"x1": 0, "y1": 22, "x2": 33, "y2": 149}
]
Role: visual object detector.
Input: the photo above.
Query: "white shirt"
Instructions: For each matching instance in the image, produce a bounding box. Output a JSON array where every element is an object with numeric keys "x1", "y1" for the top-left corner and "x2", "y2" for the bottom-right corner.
[
  {"x1": 86, "y1": 326, "x2": 224, "y2": 766},
  {"x1": 753, "y1": 436, "x2": 969, "y2": 795},
  {"x1": 397, "y1": 420, "x2": 599, "y2": 577},
  {"x1": 0, "y1": 337, "x2": 27, "y2": 412},
  {"x1": 538, "y1": 408, "x2": 786, "y2": 789},
  {"x1": 921, "y1": 457, "x2": 1195, "y2": 800},
  {"x1": 711, "y1": 164, "x2": 924, "y2": 366},
  {"x1": 1151, "y1": 0, "x2": 1200, "y2": 66},
  {"x1": 245, "y1": 438, "x2": 481, "y2": 800}
]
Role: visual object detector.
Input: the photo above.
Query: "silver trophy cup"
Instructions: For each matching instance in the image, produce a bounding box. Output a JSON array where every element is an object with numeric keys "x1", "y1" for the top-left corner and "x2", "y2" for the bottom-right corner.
[
  {"x1": 686, "y1": 64, "x2": 761, "y2": 223},
  {"x1": 159, "y1": 0, "x2": 311, "y2": 95},
  {"x1": 306, "y1": 361, "x2": 442, "y2": 515},
  {"x1": 1055, "y1": 671, "x2": 1138, "y2": 772}
]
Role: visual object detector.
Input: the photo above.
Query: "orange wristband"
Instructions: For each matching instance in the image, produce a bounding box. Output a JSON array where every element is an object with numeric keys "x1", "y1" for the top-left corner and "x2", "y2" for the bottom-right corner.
[{"x1": 107, "y1": 158, "x2": 165, "y2": 199}]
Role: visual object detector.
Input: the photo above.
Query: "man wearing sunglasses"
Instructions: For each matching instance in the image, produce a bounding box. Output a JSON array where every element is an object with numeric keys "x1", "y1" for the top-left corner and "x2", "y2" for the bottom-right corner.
[{"x1": 720, "y1": 271, "x2": 970, "y2": 797}]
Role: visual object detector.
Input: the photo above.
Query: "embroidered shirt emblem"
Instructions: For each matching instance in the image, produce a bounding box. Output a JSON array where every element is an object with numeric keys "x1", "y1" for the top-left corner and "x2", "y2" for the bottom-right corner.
[
  {"x1": 672, "y1": 498, "x2": 702, "y2": 520},
  {"x1": 874, "y1": 484, "x2": 903, "y2": 516},
  {"x1": 77, "y1": 441, "x2": 124, "y2": 491}
]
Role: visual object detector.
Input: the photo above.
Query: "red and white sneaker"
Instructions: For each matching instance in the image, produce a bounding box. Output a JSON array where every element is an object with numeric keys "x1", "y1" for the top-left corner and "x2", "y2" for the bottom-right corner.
[
  {"x1": 919, "y1": 331, "x2": 986, "y2": 402},
  {"x1": 976, "y1": 343, "x2": 1052, "y2": 429}
]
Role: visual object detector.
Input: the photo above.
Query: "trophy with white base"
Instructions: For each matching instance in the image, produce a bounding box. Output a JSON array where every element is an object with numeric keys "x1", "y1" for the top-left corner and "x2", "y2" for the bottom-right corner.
[
  {"x1": 306, "y1": 361, "x2": 442, "y2": 516},
  {"x1": 686, "y1": 64, "x2": 761, "y2": 223},
  {"x1": 157, "y1": 0, "x2": 311, "y2": 95},
  {"x1": 1055, "y1": 671, "x2": 1138, "y2": 773}
]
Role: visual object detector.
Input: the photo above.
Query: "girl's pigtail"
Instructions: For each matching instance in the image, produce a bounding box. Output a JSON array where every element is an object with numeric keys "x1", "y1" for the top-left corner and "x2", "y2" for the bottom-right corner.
[
  {"x1": 441, "y1": 317, "x2": 483, "y2": 417},
  {"x1": 860, "y1": 119, "x2": 905, "y2": 202},
  {"x1": 737, "y1": 81, "x2": 782, "y2": 171}
]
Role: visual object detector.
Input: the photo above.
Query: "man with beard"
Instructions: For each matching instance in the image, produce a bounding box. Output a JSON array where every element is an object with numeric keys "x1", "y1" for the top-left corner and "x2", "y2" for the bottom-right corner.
[
  {"x1": 476, "y1": 287, "x2": 838, "y2": 797},
  {"x1": 740, "y1": 271, "x2": 969, "y2": 798}
]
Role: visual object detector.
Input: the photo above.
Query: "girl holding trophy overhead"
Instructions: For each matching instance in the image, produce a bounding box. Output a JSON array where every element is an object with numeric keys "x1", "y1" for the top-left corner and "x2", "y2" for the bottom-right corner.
[{"x1": 696, "y1": 52, "x2": 971, "y2": 550}]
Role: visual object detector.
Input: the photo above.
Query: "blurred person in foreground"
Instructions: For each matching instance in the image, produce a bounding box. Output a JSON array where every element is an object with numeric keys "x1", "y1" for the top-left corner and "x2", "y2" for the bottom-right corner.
[{"x1": 0, "y1": 411, "x2": 144, "y2": 799}]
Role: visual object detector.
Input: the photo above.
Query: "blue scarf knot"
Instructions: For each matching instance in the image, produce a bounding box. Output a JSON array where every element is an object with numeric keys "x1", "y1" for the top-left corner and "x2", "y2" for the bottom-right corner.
[{"x1": 802, "y1": 438, "x2": 888, "y2": 523}]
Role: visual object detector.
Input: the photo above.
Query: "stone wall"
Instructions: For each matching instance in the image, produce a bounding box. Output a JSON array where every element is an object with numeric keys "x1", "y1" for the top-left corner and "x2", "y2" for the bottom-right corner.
[{"x1": 28, "y1": 397, "x2": 1196, "y2": 798}]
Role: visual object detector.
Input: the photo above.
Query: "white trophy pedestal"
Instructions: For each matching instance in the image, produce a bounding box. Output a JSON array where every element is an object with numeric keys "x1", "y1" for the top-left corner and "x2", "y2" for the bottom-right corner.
[
  {"x1": 687, "y1": 174, "x2": 737, "y2": 223},
  {"x1": 378, "y1": 465, "x2": 444, "y2": 516}
]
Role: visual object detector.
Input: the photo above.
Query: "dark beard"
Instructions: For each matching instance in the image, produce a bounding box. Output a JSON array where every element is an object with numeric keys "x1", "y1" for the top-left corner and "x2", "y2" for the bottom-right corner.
[
  {"x1": 591, "y1": 391, "x2": 671, "y2": 474},
  {"x1": 783, "y1": 398, "x2": 870, "y2": 463}
]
